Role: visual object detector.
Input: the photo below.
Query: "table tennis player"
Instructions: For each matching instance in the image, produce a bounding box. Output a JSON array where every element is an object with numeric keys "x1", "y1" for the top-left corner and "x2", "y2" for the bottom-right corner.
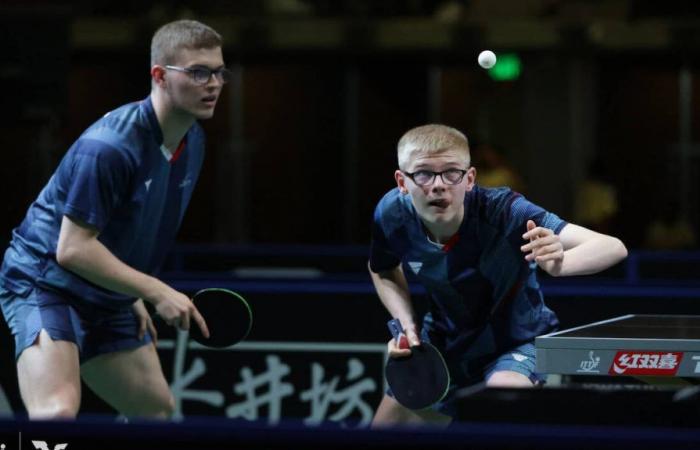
[
  {"x1": 369, "y1": 124, "x2": 628, "y2": 427},
  {"x1": 0, "y1": 19, "x2": 227, "y2": 419}
]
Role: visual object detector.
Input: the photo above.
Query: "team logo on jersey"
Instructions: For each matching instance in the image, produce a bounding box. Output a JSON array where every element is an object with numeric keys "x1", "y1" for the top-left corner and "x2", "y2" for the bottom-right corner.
[
  {"x1": 407, "y1": 261, "x2": 422, "y2": 274},
  {"x1": 511, "y1": 353, "x2": 528, "y2": 362},
  {"x1": 179, "y1": 177, "x2": 192, "y2": 189},
  {"x1": 609, "y1": 351, "x2": 682, "y2": 376}
]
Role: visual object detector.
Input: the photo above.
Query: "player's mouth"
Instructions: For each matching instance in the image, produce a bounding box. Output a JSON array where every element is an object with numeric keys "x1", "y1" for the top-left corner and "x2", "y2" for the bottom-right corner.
[
  {"x1": 201, "y1": 95, "x2": 218, "y2": 107},
  {"x1": 427, "y1": 198, "x2": 450, "y2": 209}
]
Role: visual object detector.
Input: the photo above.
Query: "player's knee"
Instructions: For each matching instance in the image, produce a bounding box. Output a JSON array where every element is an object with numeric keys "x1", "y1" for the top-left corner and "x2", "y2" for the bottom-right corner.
[
  {"x1": 144, "y1": 390, "x2": 175, "y2": 419},
  {"x1": 161, "y1": 391, "x2": 176, "y2": 418},
  {"x1": 486, "y1": 370, "x2": 533, "y2": 388},
  {"x1": 371, "y1": 395, "x2": 401, "y2": 428},
  {"x1": 28, "y1": 398, "x2": 79, "y2": 420},
  {"x1": 24, "y1": 383, "x2": 81, "y2": 420}
]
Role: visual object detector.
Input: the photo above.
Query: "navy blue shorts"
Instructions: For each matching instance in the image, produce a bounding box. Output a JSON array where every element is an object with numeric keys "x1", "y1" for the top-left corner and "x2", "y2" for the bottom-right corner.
[{"x1": 0, "y1": 286, "x2": 152, "y2": 363}]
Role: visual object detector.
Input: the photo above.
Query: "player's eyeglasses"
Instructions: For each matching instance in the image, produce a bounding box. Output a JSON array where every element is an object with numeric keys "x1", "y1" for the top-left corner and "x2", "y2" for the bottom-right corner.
[
  {"x1": 165, "y1": 65, "x2": 232, "y2": 85},
  {"x1": 402, "y1": 169, "x2": 468, "y2": 186}
]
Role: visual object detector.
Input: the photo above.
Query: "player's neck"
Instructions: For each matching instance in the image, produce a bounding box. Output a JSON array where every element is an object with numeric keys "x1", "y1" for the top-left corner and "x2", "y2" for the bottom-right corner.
[
  {"x1": 151, "y1": 90, "x2": 195, "y2": 149},
  {"x1": 423, "y1": 211, "x2": 464, "y2": 244},
  {"x1": 425, "y1": 224, "x2": 459, "y2": 244}
]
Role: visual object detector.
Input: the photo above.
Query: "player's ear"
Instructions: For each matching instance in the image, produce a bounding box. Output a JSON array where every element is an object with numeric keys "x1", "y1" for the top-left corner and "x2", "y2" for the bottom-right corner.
[
  {"x1": 151, "y1": 65, "x2": 167, "y2": 86},
  {"x1": 395, "y1": 170, "x2": 409, "y2": 194},
  {"x1": 465, "y1": 166, "x2": 477, "y2": 191}
]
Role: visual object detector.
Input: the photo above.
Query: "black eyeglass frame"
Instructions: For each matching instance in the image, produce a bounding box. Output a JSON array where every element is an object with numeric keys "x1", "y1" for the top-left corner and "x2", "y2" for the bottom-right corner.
[
  {"x1": 164, "y1": 65, "x2": 232, "y2": 85},
  {"x1": 401, "y1": 168, "x2": 469, "y2": 186}
]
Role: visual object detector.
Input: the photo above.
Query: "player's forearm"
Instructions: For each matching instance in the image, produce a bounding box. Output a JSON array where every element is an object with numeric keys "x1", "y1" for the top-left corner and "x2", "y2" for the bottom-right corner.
[
  {"x1": 368, "y1": 263, "x2": 417, "y2": 330},
  {"x1": 56, "y1": 234, "x2": 165, "y2": 302},
  {"x1": 558, "y1": 234, "x2": 627, "y2": 276}
]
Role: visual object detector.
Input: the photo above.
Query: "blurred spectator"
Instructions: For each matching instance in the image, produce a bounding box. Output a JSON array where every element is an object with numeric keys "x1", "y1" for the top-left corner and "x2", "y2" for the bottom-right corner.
[
  {"x1": 573, "y1": 156, "x2": 619, "y2": 234},
  {"x1": 472, "y1": 143, "x2": 525, "y2": 193},
  {"x1": 644, "y1": 200, "x2": 697, "y2": 250}
]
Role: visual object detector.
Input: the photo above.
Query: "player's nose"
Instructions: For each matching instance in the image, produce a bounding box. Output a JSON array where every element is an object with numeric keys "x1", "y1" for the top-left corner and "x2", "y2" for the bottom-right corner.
[
  {"x1": 431, "y1": 176, "x2": 447, "y2": 191},
  {"x1": 206, "y1": 74, "x2": 224, "y2": 90}
]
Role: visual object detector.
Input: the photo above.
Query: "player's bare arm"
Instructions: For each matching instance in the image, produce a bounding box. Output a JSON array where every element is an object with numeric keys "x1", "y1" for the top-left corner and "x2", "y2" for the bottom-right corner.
[
  {"x1": 368, "y1": 262, "x2": 421, "y2": 356},
  {"x1": 56, "y1": 215, "x2": 209, "y2": 337},
  {"x1": 521, "y1": 220, "x2": 627, "y2": 277}
]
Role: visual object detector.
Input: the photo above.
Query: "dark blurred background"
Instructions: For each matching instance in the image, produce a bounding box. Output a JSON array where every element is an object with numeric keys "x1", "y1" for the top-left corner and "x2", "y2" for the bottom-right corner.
[
  {"x1": 3, "y1": 0, "x2": 700, "y2": 249},
  {"x1": 3, "y1": 0, "x2": 700, "y2": 429}
]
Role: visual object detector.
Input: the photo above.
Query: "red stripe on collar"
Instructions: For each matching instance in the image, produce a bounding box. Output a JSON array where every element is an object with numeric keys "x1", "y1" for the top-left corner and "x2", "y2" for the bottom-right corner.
[
  {"x1": 170, "y1": 138, "x2": 186, "y2": 163},
  {"x1": 442, "y1": 233, "x2": 460, "y2": 252}
]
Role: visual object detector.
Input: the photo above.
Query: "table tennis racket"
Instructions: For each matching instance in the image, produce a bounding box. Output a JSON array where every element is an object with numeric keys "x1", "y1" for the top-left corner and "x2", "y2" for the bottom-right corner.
[
  {"x1": 189, "y1": 288, "x2": 253, "y2": 348},
  {"x1": 384, "y1": 318, "x2": 450, "y2": 410}
]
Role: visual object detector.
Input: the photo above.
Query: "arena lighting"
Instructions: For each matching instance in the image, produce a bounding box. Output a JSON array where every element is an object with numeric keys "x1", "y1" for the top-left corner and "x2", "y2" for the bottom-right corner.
[{"x1": 488, "y1": 52, "x2": 521, "y2": 81}]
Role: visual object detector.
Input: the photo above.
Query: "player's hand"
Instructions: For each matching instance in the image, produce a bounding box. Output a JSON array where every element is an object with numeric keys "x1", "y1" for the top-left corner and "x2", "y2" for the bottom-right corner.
[
  {"x1": 132, "y1": 298, "x2": 158, "y2": 345},
  {"x1": 148, "y1": 286, "x2": 210, "y2": 338},
  {"x1": 521, "y1": 219, "x2": 564, "y2": 276},
  {"x1": 387, "y1": 324, "x2": 421, "y2": 358}
]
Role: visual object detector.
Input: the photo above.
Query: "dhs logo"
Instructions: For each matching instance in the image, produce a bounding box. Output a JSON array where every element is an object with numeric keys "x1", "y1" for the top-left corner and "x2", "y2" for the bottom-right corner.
[
  {"x1": 32, "y1": 442, "x2": 68, "y2": 450},
  {"x1": 609, "y1": 351, "x2": 683, "y2": 376}
]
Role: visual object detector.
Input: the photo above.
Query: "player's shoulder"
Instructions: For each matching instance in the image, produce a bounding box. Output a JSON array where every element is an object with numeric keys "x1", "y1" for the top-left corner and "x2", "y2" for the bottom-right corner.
[
  {"x1": 373, "y1": 188, "x2": 413, "y2": 229},
  {"x1": 376, "y1": 187, "x2": 401, "y2": 206},
  {"x1": 375, "y1": 188, "x2": 409, "y2": 215},
  {"x1": 96, "y1": 99, "x2": 145, "y2": 132},
  {"x1": 472, "y1": 184, "x2": 521, "y2": 212},
  {"x1": 469, "y1": 185, "x2": 527, "y2": 228},
  {"x1": 84, "y1": 99, "x2": 154, "y2": 142},
  {"x1": 74, "y1": 100, "x2": 156, "y2": 159},
  {"x1": 477, "y1": 184, "x2": 519, "y2": 199}
]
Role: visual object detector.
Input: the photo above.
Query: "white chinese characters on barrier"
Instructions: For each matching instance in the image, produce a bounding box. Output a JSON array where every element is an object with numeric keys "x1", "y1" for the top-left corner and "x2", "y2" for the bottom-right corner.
[{"x1": 164, "y1": 332, "x2": 383, "y2": 426}]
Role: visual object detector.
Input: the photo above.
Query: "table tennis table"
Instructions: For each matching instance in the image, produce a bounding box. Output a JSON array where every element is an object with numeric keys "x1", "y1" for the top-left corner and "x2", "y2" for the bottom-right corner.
[{"x1": 536, "y1": 314, "x2": 700, "y2": 378}]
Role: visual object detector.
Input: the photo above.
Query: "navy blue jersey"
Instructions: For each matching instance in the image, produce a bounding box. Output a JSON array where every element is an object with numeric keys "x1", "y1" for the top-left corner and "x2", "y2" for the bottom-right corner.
[
  {"x1": 369, "y1": 185, "x2": 566, "y2": 358},
  {"x1": 1, "y1": 97, "x2": 204, "y2": 309}
]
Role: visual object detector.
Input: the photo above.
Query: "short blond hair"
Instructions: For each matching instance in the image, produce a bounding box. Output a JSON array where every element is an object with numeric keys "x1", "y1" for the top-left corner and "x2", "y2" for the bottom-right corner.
[
  {"x1": 397, "y1": 124, "x2": 470, "y2": 170},
  {"x1": 151, "y1": 20, "x2": 222, "y2": 66}
]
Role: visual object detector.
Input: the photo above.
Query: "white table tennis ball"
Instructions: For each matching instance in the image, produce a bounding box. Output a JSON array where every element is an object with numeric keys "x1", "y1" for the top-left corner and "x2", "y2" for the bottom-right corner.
[{"x1": 478, "y1": 50, "x2": 497, "y2": 69}]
